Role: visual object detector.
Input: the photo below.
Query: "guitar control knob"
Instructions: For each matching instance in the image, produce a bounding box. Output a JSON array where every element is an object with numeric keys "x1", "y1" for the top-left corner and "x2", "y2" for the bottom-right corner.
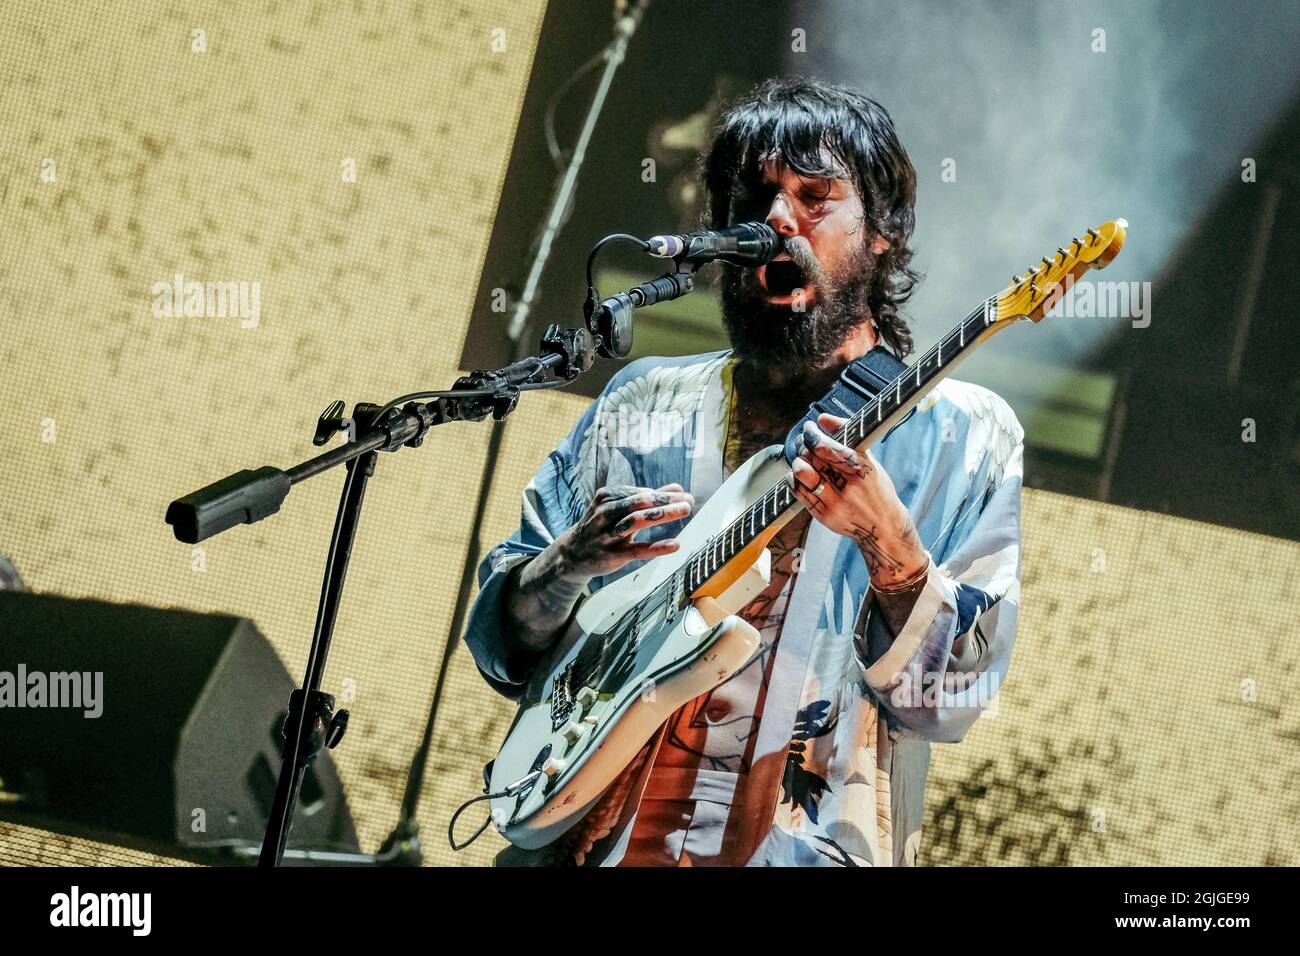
[
  {"x1": 576, "y1": 687, "x2": 598, "y2": 709},
  {"x1": 560, "y1": 720, "x2": 586, "y2": 744},
  {"x1": 541, "y1": 756, "x2": 567, "y2": 778}
]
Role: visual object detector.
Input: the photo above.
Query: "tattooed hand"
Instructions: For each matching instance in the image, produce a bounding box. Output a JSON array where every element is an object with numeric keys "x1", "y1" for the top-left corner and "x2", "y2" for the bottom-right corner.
[
  {"x1": 506, "y1": 483, "x2": 694, "y2": 654},
  {"x1": 787, "y1": 413, "x2": 928, "y2": 591},
  {"x1": 554, "y1": 483, "x2": 695, "y2": 579}
]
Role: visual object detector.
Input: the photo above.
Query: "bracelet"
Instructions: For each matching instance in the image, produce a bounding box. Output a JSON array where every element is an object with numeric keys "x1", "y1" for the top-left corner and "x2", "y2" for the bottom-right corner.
[{"x1": 872, "y1": 557, "x2": 930, "y2": 595}]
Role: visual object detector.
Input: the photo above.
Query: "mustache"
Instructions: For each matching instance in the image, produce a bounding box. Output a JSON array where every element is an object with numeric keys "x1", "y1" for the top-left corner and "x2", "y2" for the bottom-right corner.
[{"x1": 782, "y1": 235, "x2": 823, "y2": 282}]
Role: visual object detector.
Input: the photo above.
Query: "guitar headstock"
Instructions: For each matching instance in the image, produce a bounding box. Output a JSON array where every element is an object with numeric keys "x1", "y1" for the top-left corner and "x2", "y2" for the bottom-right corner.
[{"x1": 995, "y1": 219, "x2": 1128, "y2": 323}]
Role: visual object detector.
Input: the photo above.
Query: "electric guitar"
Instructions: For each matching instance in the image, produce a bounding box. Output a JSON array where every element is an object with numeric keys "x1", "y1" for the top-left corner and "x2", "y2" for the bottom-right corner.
[{"x1": 484, "y1": 219, "x2": 1128, "y2": 849}]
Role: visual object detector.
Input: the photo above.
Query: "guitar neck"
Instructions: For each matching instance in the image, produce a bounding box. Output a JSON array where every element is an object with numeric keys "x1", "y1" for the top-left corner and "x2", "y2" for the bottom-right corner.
[{"x1": 680, "y1": 294, "x2": 1009, "y2": 597}]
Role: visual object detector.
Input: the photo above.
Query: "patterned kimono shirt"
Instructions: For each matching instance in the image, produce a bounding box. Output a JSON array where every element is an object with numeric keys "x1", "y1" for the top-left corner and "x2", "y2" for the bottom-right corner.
[{"x1": 464, "y1": 349, "x2": 1024, "y2": 866}]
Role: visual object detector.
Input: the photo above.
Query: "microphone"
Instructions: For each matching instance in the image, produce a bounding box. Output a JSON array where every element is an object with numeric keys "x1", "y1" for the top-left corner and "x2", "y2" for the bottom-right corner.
[{"x1": 645, "y1": 221, "x2": 783, "y2": 266}]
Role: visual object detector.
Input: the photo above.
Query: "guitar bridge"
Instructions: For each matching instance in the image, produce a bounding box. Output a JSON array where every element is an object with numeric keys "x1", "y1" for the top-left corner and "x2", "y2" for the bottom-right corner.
[{"x1": 549, "y1": 659, "x2": 576, "y2": 731}]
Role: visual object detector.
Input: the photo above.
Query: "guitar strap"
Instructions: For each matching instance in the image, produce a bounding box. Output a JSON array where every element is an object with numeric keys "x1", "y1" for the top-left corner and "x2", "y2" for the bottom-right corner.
[
  {"x1": 716, "y1": 345, "x2": 910, "y2": 862},
  {"x1": 782, "y1": 345, "x2": 909, "y2": 465}
]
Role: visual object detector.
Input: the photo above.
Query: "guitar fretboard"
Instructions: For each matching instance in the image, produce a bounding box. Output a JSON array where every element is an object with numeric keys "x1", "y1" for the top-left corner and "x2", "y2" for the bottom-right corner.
[{"x1": 676, "y1": 295, "x2": 1002, "y2": 600}]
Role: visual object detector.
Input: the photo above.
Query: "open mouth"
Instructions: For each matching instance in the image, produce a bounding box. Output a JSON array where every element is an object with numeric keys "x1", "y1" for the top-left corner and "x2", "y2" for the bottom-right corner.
[{"x1": 760, "y1": 257, "x2": 808, "y2": 298}]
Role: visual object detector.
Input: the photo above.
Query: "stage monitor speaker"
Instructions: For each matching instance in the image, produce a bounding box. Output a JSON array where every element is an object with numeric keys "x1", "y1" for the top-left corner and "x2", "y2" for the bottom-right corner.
[{"x1": 0, "y1": 591, "x2": 360, "y2": 863}]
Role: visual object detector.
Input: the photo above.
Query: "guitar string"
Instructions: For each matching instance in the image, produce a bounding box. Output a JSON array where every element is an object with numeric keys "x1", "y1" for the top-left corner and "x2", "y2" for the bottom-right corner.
[{"x1": 681, "y1": 296, "x2": 995, "y2": 594}]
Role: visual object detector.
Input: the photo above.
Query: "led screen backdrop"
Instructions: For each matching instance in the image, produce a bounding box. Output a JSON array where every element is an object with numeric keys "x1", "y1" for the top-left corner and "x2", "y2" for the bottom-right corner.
[{"x1": 0, "y1": 1, "x2": 1295, "y2": 868}]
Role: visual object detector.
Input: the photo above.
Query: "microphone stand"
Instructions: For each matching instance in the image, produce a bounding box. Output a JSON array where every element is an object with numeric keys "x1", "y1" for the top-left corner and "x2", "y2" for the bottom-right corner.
[
  {"x1": 165, "y1": 327, "x2": 599, "y2": 868},
  {"x1": 375, "y1": 0, "x2": 653, "y2": 865}
]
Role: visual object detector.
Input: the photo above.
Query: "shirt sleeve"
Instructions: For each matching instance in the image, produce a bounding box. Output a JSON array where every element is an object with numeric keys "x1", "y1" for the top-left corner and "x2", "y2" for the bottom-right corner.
[{"x1": 854, "y1": 441, "x2": 1024, "y2": 743}]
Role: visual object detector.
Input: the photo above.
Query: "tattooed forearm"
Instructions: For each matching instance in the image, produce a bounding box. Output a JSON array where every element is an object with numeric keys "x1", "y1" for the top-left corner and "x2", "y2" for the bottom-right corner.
[
  {"x1": 847, "y1": 522, "x2": 907, "y2": 579},
  {"x1": 858, "y1": 517, "x2": 927, "y2": 633},
  {"x1": 894, "y1": 519, "x2": 925, "y2": 562},
  {"x1": 505, "y1": 552, "x2": 588, "y2": 653}
]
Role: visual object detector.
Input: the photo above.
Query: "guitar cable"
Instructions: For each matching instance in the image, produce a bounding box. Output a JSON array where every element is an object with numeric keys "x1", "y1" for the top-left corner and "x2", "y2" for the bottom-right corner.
[{"x1": 448, "y1": 769, "x2": 544, "y2": 851}]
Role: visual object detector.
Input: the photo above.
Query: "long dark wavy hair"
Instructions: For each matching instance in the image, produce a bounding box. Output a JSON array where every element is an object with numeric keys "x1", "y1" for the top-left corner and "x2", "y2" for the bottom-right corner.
[{"x1": 702, "y1": 76, "x2": 921, "y2": 357}]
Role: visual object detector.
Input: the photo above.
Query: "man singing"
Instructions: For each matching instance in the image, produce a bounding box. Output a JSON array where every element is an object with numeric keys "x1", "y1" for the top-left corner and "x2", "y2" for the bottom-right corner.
[{"x1": 464, "y1": 76, "x2": 1024, "y2": 866}]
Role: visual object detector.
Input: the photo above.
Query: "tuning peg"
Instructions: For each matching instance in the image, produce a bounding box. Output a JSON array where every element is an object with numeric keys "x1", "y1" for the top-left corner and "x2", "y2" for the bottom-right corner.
[
  {"x1": 1057, "y1": 246, "x2": 1070, "y2": 258},
  {"x1": 1012, "y1": 274, "x2": 1023, "y2": 285},
  {"x1": 1087, "y1": 227, "x2": 1100, "y2": 240}
]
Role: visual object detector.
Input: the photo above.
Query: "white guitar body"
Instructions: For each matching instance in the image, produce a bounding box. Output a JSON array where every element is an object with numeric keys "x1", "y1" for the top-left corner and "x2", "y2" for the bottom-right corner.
[{"x1": 487, "y1": 444, "x2": 795, "y2": 850}]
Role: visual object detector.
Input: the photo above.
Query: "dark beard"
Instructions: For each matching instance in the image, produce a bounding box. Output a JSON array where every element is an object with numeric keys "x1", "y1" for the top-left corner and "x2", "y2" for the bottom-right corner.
[{"x1": 719, "y1": 238, "x2": 877, "y2": 377}]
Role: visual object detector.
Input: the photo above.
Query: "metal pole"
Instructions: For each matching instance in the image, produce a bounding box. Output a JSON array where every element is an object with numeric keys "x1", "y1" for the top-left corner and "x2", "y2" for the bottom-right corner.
[{"x1": 387, "y1": 0, "x2": 651, "y2": 844}]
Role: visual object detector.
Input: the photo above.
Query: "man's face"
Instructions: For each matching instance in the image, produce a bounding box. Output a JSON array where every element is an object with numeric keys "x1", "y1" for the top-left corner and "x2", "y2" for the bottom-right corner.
[{"x1": 720, "y1": 154, "x2": 888, "y2": 375}]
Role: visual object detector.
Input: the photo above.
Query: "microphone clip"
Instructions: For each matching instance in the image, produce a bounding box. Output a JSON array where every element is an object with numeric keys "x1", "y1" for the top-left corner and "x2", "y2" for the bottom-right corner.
[{"x1": 585, "y1": 270, "x2": 694, "y2": 360}]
